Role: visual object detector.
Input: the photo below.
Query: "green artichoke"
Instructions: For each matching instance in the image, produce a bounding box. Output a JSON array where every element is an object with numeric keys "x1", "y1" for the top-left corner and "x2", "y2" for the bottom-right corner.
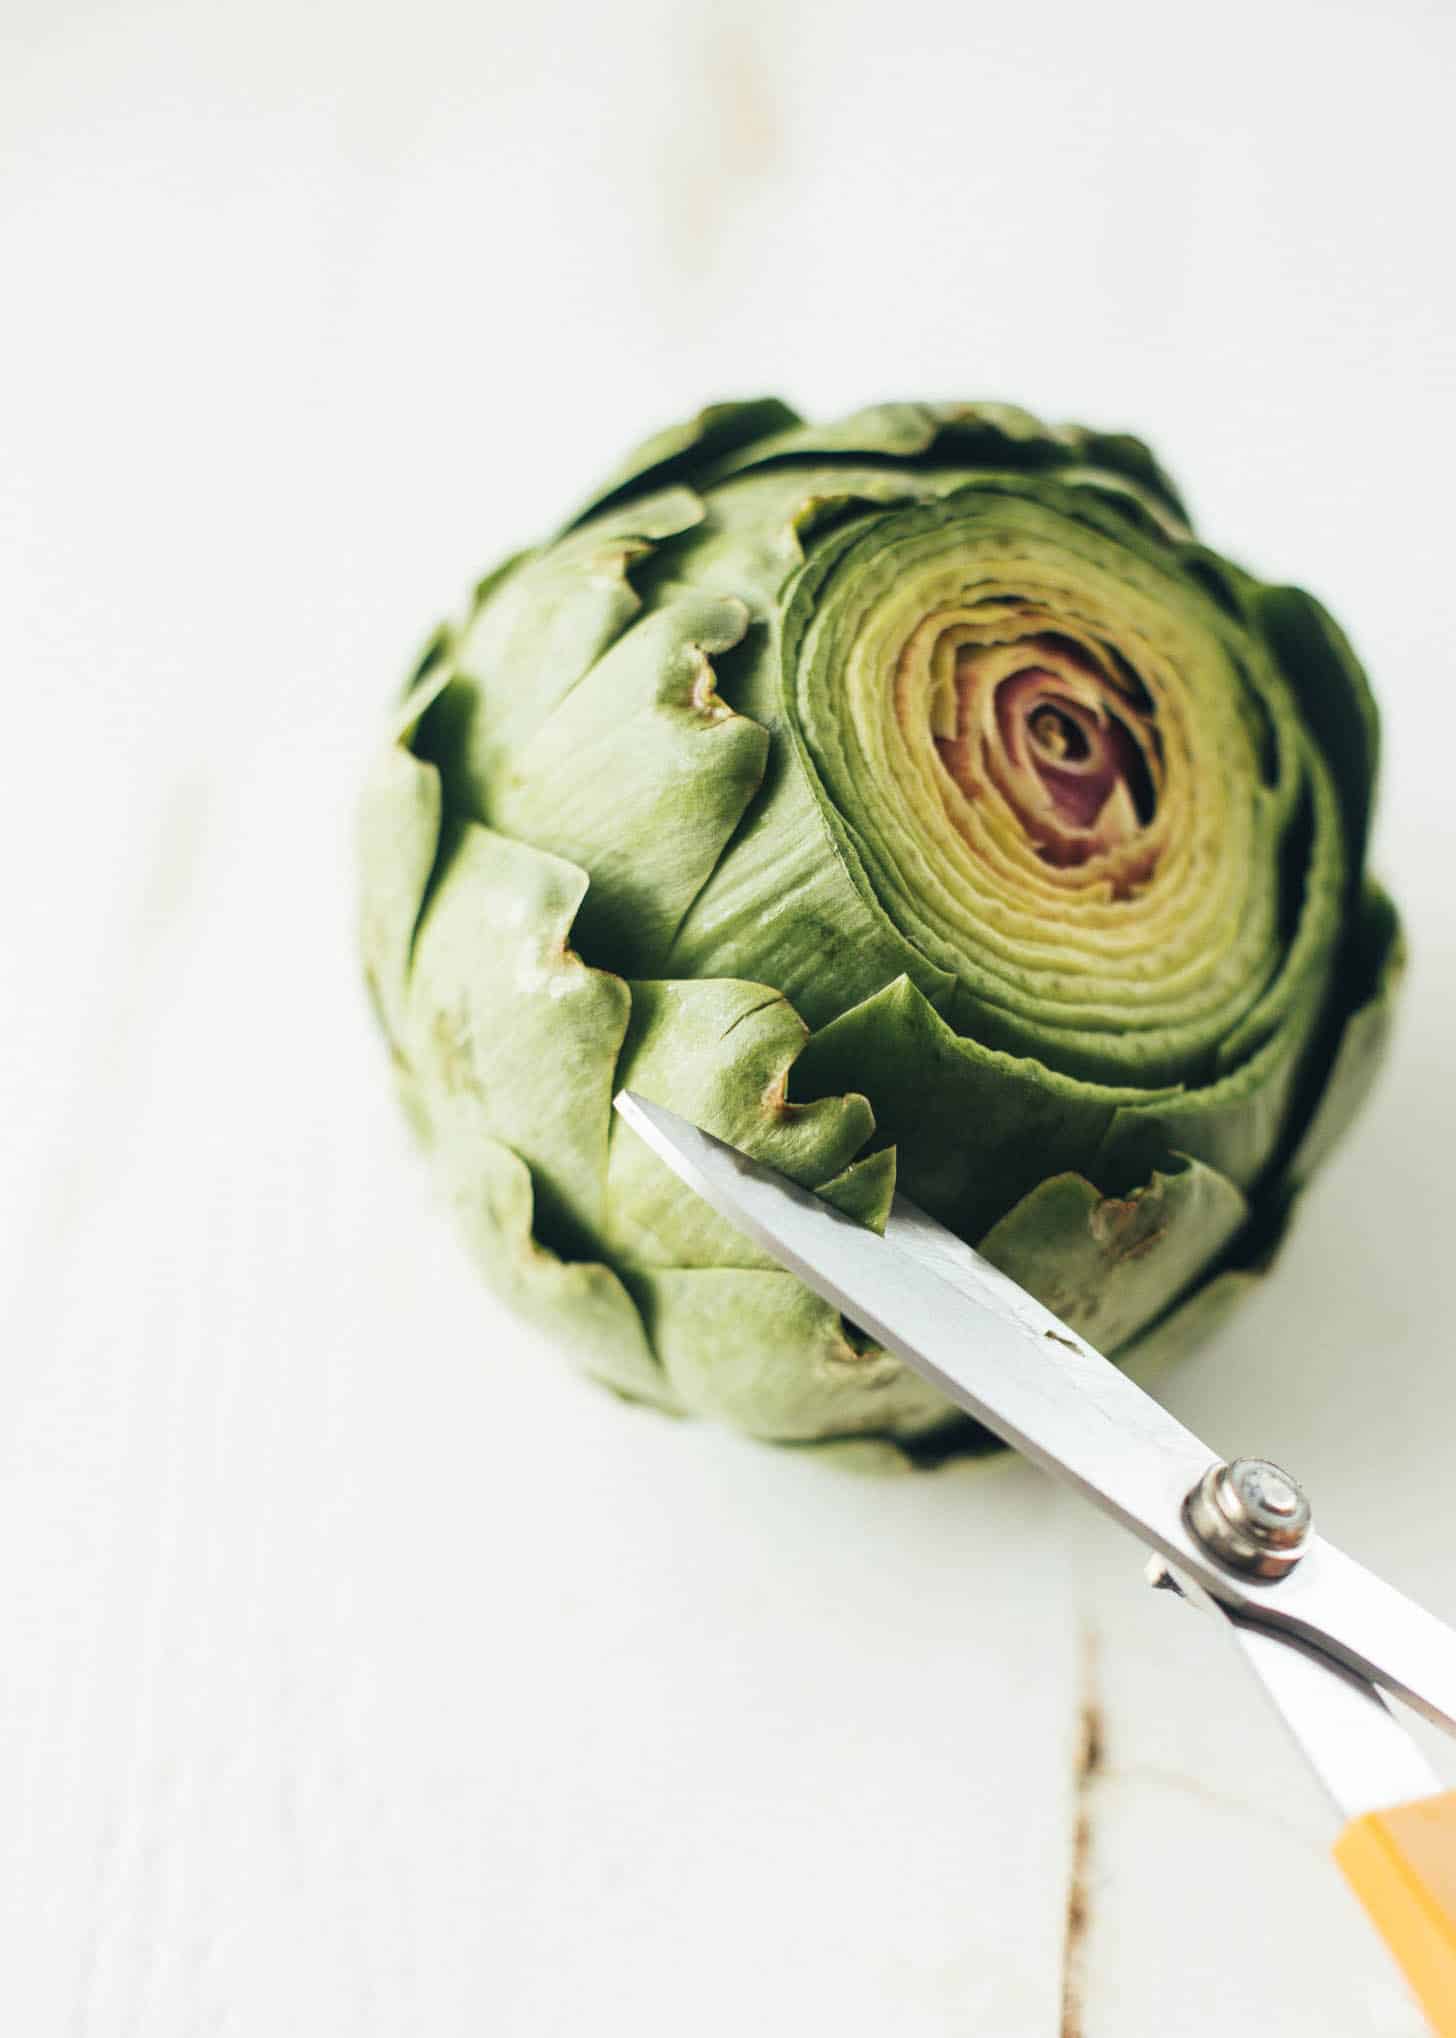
[{"x1": 360, "y1": 398, "x2": 1400, "y2": 1457}]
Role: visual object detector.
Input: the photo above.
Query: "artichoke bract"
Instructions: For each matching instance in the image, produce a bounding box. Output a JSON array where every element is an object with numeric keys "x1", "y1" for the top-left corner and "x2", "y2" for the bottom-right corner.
[{"x1": 360, "y1": 399, "x2": 1400, "y2": 1456}]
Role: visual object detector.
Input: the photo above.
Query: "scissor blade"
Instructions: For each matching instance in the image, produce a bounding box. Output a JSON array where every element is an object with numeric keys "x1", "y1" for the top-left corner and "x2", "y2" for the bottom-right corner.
[
  {"x1": 614, "y1": 1090, "x2": 1216, "y2": 1558},
  {"x1": 1228, "y1": 1619, "x2": 1441, "y2": 1821},
  {"x1": 1152, "y1": 1557, "x2": 1443, "y2": 1818}
]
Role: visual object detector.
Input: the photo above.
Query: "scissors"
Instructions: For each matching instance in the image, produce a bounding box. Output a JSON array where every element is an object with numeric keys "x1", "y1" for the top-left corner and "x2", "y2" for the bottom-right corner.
[{"x1": 615, "y1": 1090, "x2": 1456, "y2": 2034}]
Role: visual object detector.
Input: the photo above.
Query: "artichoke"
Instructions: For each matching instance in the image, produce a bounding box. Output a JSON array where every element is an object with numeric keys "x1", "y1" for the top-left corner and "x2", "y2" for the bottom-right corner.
[{"x1": 360, "y1": 398, "x2": 1399, "y2": 1457}]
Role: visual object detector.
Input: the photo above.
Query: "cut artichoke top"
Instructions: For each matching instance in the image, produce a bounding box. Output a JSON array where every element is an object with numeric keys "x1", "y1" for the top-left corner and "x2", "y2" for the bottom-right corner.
[{"x1": 781, "y1": 479, "x2": 1334, "y2": 1089}]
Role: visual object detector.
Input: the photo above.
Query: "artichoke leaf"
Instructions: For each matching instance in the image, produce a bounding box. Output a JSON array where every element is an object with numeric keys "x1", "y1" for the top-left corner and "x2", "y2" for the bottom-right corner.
[
  {"x1": 492, "y1": 594, "x2": 768, "y2": 976},
  {"x1": 436, "y1": 1126, "x2": 675, "y2": 1411},
  {"x1": 359, "y1": 740, "x2": 443, "y2": 1051},
  {"x1": 623, "y1": 1266, "x2": 954, "y2": 1443},
  {"x1": 664, "y1": 696, "x2": 959, "y2": 1027},
  {"x1": 813, "y1": 1147, "x2": 897, "y2": 1232},
  {"x1": 402, "y1": 819, "x2": 629, "y2": 1262},
  {"x1": 1290, "y1": 881, "x2": 1404, "y2": 1184},
  {"x1": 794, "y1": 974, "x2": 1181, "y2": 1244},
  {"x1": 1095, "y1": 765, "x2": 1348, "y2": 1191},
  {"x1": 421, "y1": 486, "x2": 708, "y2": 819},
  {"x1": 1097, "y1": 1012, "x2": 1314, "y2": 1197},
  {"x1": 697, "y1": 399, "x2": 1188, "y2": 530},
  {"x1": 357, "y1": 667, "x2": 456, "y2": 1045},
  {"x1": 361, "y1": 742, "x2": 672, "y2": 1409},
  {"x1": 977, "y1": 1154, "x2": 1249, "y2": 1354},
  {"x1": 567, "y1": 397, "x2": 803, "y2": 530},
  {"x1": 604, "y1": 977, "x2": 884, "y2": 1270},
  {"x1": 1116, "y1": 1189, "x2": 1296, "y2": 1379},
  {"x1": 1255, "y1": 583, "x2": 1382, "y2": 870}
]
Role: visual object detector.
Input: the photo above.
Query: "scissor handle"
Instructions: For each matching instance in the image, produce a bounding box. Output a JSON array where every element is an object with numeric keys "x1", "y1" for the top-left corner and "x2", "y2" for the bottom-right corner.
[{"x1": 1335, "y1": 1789, "x2": 1456, "y2": 2034}]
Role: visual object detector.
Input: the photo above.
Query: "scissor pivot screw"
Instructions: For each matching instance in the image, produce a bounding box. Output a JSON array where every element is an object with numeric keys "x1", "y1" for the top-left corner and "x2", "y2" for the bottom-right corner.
[{"x1": 1185, "y1": 1458, "x2": 1312, "y2": 1579}]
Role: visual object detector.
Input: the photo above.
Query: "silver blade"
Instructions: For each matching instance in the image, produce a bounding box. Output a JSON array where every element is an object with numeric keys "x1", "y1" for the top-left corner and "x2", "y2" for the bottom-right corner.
[
  {"x1": 615, "y1": 1092, "x2": 1456, "y2": 1736},
  {"x1": 1150, "y1": 1561, "x2": 1442, "y2": 1820},
  {"x1": 1228, "y1": 1620, "x2": 1440, "y2": 1820}
]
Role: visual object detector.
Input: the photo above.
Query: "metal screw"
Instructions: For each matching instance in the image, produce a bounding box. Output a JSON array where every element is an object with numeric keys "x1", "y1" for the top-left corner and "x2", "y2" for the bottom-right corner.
[{"x1": 1184, "y1": 1457, "x2": 1313, "y2": 1580}]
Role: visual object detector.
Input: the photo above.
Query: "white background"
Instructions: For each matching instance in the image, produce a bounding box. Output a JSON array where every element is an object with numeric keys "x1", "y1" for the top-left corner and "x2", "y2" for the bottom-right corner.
[{"x1": 3, "y1": 1, "x2": 1455, "y2": 2031}]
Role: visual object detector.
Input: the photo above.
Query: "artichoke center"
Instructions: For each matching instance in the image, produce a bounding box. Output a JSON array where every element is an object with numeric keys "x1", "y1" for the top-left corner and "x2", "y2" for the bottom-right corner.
[
  {"x1": 933, "y1": 635, "x2": 1162, "y2": 886},
  {"x1": 1027, "y1": 702, "x2": 1088, "y2": 762}
]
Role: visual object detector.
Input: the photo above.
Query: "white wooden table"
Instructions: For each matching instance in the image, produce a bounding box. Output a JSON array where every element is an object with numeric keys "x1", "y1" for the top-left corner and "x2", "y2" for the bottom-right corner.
[{"x1": 5, "y1": 2, "x2": 1455, "y2": 2030}]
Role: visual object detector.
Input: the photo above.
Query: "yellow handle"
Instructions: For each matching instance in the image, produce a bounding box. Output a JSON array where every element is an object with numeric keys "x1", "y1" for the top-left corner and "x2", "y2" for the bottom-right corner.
[{"x1": 1336, "y1": 1789, "x2": 1456, "y2": 2035}]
